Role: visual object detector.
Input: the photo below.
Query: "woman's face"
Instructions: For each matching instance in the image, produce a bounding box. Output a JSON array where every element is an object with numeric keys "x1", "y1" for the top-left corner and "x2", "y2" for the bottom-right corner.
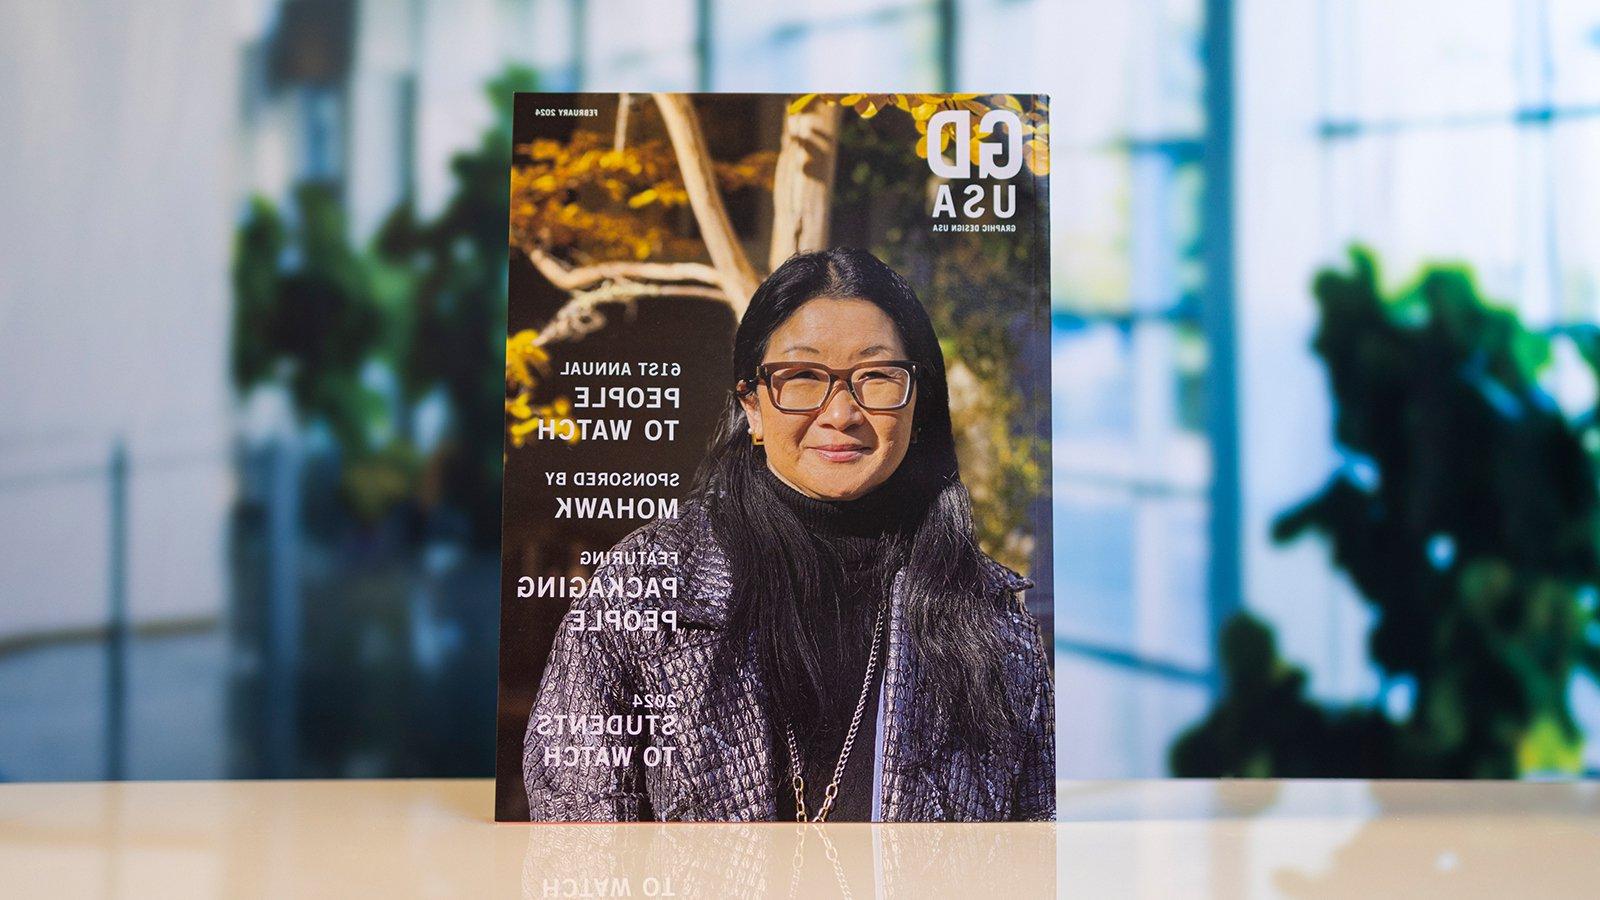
[{"x1": 740, "y1": 297, "x2": 918, "y2": 501}]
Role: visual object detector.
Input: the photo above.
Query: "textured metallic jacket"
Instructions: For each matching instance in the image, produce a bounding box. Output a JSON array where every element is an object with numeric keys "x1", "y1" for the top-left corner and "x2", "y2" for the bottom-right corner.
[{"x1": 522, "y1": 501, "x2": 1055, "y2": 822}]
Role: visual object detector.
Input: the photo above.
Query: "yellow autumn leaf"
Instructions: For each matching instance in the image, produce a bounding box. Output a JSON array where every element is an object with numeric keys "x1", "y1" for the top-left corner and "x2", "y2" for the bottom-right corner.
[
  {"x1": 840, "y1": 93, "x2": 865, "y2": 106},
  {"x1": 788, "y1": 93, "x2": 819, "y2": 115},
  {"x1": 507, "y1": 329, "x2": 544, "y2": 355},
  {"x1": 1023, "y1": 138, "x2": 1050, "y2": 175},
  {"x1": 628, "y1": 188, "x2": 659, "y2": 208}
]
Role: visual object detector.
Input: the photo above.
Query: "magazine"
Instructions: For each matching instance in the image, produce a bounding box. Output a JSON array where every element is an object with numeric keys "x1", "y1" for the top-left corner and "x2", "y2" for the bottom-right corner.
[{"x1": 496, "y1": 92, "x2": 1053, "y2": 822}]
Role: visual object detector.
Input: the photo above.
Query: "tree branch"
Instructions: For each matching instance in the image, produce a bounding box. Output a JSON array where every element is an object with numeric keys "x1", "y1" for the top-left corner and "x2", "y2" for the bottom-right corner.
[
  {"x1": 613, "y1": 93, "x2": 631, "y2": 153},
  {"x1": 526, "y1": 247, "x2": 724, "y2": 293},
  {"x1": 570, "y1": 281, "x2": 728, "y2": 305},
  {"x1": 652, "y1": 93, "x2": 761, "y2": 317},
  {"x1": 536, "y1": 280, "x2": 731, "y2": 346}
]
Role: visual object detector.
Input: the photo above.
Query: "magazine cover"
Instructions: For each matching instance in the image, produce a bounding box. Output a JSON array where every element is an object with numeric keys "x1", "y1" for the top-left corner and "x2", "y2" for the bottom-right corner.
[{"x1": 496, "y1": 92, "x2": 1053, "y2": 822}]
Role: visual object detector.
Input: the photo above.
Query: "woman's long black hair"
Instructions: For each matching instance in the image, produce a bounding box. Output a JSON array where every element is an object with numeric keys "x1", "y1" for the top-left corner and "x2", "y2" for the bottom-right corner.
[{"x1": 691, "y1": 247, "x2": 1017, "y2": 752}]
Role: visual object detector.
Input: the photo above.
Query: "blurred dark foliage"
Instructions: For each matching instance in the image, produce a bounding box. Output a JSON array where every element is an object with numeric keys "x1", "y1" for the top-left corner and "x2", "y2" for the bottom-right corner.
[
  {"x1": 233, "y1": 66, "x2": 538, "y2": 544},
  {"x1": 374, "y1": 66, "x2": 540, "y2": 546},
  {"x1": 228, "y1": 67, "x2": 536, "y2": 778},
  {"x1": 1171, "y1": 613, "x2": 1399, "y2": 777},
  {"x1": 1174, "y1": 248, "x2": 1600, "y2": 778},
  {"x1": 233, "y1": 183, "x2": 394, "y2": 456}
]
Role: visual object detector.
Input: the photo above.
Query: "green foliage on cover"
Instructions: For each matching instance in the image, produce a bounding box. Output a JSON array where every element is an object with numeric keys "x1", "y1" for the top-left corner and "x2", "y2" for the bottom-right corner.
[{"x1": 832, "y1": 113, "x2": 1049, "y2": 572}]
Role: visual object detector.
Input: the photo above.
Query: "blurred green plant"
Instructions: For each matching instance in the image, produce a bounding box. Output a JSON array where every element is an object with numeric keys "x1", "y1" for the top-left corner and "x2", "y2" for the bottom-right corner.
[
  {"x1": 374, "y1": 66, "x2": 539, "y2": 545},
  {"x1": 232, "y1": 182, "x2": 417, "y2": 524},
  {"x1": 233, "y1": 182, "x2": 395, "y2": 452},
  {"x1": 231, "y1": 67, "x2": 537, "y2": 543},
  {"x1": 1173, "y1": 248, "x2": 1600, "y2": 778}
]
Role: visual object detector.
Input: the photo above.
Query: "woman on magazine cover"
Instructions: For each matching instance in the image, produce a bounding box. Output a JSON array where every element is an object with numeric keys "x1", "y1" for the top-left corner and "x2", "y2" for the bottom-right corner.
[{"x1": 523, "y1": 247, "x2": 1054, "y2": 822}]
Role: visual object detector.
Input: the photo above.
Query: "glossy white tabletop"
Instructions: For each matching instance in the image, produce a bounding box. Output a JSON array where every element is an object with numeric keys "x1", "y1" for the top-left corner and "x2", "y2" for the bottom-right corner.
[{"x1": 2, "y1": 778, "x2": 1597, "y2": 897}]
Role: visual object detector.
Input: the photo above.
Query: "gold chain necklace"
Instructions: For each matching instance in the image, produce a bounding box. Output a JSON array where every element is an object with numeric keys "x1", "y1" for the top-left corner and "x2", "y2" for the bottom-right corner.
[{"x1": 783, "y1": 601, "x2": 886, "y2": 823}]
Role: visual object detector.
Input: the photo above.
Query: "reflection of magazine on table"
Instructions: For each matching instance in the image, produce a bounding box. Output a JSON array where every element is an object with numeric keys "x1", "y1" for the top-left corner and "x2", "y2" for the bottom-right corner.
[{"x1": 495, "y1": 93, "x2": 1054, "y2": 822}]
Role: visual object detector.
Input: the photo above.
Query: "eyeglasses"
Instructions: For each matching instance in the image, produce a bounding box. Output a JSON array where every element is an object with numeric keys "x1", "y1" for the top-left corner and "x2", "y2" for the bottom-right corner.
[{"x1": 739, "y1": 360, "x2": 918, "y2": 412}]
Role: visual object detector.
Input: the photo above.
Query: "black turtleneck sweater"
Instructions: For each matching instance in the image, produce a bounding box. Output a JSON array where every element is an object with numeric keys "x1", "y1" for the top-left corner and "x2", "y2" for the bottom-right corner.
[{"x1": 763, "y1": 466, "x2": 905, "y2": 822}]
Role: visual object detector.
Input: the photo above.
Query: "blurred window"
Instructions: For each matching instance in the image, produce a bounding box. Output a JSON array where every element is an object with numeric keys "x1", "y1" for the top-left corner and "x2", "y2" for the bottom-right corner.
[
  {"x1": 1037, "y1": 0, "x2": 1216, "y2": 779},
  {"x1": 1317, "y1": 0, "x2": 1600, "y2": 328},
  {"x1": 299, "y1": 85, "x2": 345, "y2": 185}
]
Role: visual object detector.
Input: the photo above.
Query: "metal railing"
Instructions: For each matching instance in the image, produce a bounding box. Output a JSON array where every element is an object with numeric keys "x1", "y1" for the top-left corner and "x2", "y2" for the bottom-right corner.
[{"x1": 0, "y1": 435, "x2": 246, "y2": 781}]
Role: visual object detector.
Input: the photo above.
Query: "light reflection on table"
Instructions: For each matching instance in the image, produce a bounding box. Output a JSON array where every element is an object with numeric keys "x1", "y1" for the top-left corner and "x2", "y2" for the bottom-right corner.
[
  {"x1": 4, "y1": 778, "x2": 1599, "y2": 897},
  {"x1": 1058, "y1": 779, "x2": 1600, "y2": 897},
  {"x1": 518, "y1": 817, "x2": 1052, "y2": 897}
]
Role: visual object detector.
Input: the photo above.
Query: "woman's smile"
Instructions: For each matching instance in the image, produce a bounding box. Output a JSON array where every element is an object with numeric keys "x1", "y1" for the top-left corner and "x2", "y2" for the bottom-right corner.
[{"x1": 809, "y1": 442, "x2": 871, "y2": 463}]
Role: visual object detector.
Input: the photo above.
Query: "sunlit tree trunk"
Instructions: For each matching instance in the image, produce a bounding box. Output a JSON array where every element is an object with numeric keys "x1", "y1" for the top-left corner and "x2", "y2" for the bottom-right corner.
[
  {"x1": 768, "y1": 102, "x2": 842, "y2": 270},
  {"x1": 652, "y1": 93, "x2": 762, "y2": 316}
]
